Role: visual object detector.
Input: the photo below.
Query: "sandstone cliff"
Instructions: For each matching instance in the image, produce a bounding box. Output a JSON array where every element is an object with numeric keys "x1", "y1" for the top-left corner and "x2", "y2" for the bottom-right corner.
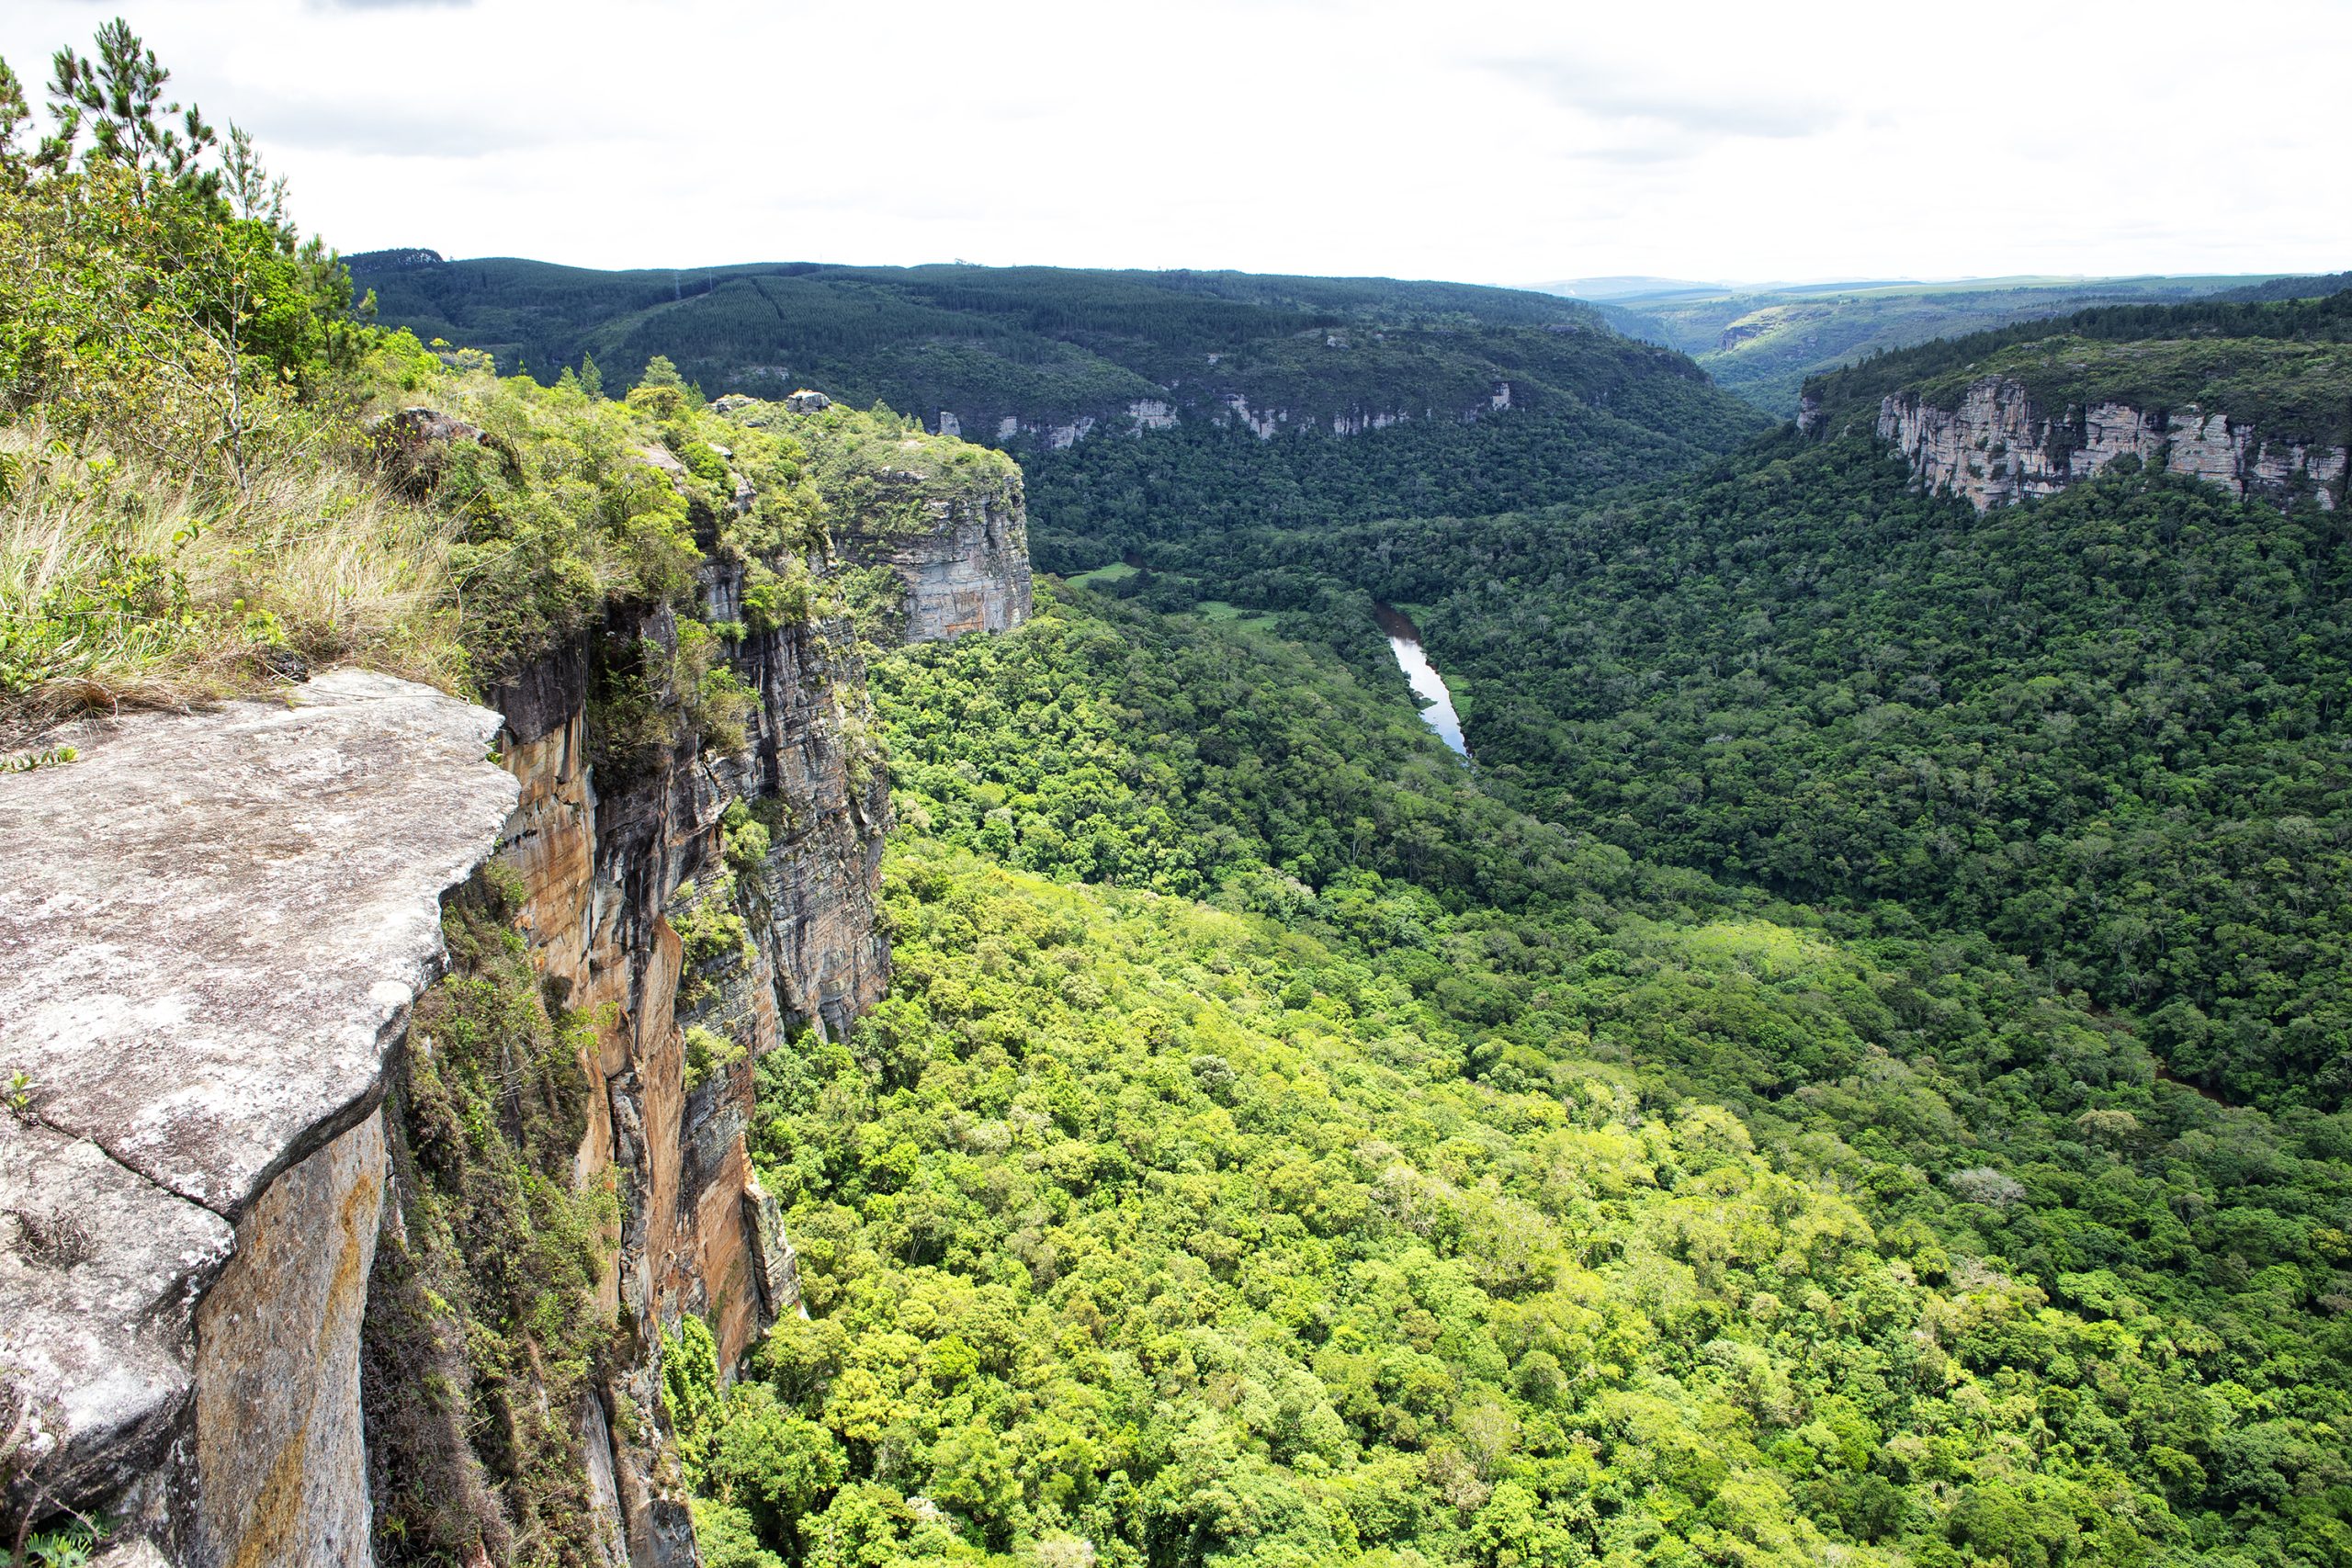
[
  {"x1": 0, "y1": 408, "x2": 1035, "y2": 1565},
  {"x1": 1816, "y1": 378, "x2": 2348, "y2": 513},
  {"x1": 408, "y1": 588, "x2": 895, "y2": 1568},
  {"x1": 723, "y1": 400, "x2": 1034, "y2": 643},
  {"x1": 0, "y1": 672, "x2": 518, "y2": 1567}
]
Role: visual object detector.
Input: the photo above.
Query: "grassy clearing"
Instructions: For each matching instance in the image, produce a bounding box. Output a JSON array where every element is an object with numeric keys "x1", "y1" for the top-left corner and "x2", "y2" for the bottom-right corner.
[
  {"x1": 1061, "y1": 560, "x2": 1136, "y2": 589},
  {"x1": 1193, "y1": 599, "x2": 1272, "y2": 628}
]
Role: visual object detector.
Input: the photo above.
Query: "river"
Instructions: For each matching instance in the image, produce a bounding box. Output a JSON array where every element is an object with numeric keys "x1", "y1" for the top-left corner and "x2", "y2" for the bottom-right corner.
[{"x1": 1374, "y1": 604, "x2": 1471, "y2": 760}]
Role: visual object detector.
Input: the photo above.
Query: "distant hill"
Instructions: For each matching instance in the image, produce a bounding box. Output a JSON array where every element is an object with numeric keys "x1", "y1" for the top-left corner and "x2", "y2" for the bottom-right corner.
[
  {"x1": 360, "y1": 255, "x2": 1690, "y2": 436},
  {"x1": 1582, "y1": 274, "x2": 2279, "y2": 414},
  {"x1": 2219, "y1": 269, "x2": 2352, "y2": 302},
  {"x1": 1525, "y1": 275, "x2": 1727, "y2": 301},
  {"x1": 357, "y1": 255, "x2": 1772, "y2": 570}
]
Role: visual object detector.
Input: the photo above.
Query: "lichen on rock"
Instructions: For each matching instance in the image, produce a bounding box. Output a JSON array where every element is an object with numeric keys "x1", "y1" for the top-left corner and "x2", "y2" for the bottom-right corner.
[{"x1": 0, "y1": 670, "x2": 517, "y2": 1562}]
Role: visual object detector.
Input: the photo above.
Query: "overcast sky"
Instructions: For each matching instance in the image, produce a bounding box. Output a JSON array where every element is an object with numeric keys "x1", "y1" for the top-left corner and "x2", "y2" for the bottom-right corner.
[{"x1": 5, "y1": 0, "x2": 2346, "y2": 288}]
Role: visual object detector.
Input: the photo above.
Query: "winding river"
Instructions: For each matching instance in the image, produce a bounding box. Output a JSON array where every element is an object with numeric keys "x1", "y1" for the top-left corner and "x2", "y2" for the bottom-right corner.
[{"x1": 1374, "y1": 604, "x2": 1471, "y2": 760}]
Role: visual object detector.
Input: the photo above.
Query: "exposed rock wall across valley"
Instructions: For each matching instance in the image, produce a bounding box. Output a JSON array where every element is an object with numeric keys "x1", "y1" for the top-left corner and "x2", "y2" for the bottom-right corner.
[
  {"x1": 979, "y1": 386, "x2": 1520, "y2": 449},
  {"x1": 1829, "y1": 377, "x2": 2349, "y2": 512},
  {"x1": 0, "y1": 415, "x2": 1034, "y2": 1565}
]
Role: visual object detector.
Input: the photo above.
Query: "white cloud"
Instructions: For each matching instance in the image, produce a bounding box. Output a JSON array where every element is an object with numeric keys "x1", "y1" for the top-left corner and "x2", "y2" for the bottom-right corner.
[{"x1": 2, "y1": 0, "x2": 2345, "y2": 285}]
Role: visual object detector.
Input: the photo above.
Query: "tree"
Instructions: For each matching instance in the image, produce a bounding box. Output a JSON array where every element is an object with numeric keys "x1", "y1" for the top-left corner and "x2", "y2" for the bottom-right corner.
[
  {"x1": 40, "y1": 17, "x2": 216, "y2": 200},
  {"x1": 0, "y1": 58, "x2": 29, "y2": 171},
  {"x1": 703, "y1": 1383, "x2": 844, "y2": 1546}
]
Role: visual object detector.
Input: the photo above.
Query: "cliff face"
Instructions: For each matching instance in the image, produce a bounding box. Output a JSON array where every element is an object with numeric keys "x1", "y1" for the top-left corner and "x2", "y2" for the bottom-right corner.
[
  {"x1": 1854, "y1": 377, "x2": 2347, "y2": 512},
  {"x1": 442, "y1": 590, "x2": 891, "y2": 1566},
  {"x1": 2, "y1": 411, "x2": 1035, "y2": 1565},
  {"x1": 830, "y1": 466, "x2": 1034, "y2": 641}
]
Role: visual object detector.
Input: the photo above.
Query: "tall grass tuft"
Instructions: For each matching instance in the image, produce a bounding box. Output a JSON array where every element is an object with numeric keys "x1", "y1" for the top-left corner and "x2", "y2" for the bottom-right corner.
[{"x1": 0, "y1": 424, "x2": 467, "y2": 744}]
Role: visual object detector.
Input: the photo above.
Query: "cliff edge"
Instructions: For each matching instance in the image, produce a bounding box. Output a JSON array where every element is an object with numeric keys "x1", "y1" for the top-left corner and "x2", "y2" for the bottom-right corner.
[
  {"x1": 0, "y1": 671, "x2": 517, "y2": 1564},
  {"x1": 0, "y1": 391, "x2": 1036, "y2": 1567}
]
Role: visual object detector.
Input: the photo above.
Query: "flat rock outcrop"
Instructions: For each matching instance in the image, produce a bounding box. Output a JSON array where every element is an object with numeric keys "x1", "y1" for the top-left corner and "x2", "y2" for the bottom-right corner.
[{"x1": 0, "y1": 671, "x2": 515, "y2": 1563}]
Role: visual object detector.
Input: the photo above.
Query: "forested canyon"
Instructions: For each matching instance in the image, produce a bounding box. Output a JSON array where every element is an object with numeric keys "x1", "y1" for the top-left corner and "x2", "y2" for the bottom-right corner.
[{"x1": 2, "y1": 24, "x2": 2348, "y2": 1568}]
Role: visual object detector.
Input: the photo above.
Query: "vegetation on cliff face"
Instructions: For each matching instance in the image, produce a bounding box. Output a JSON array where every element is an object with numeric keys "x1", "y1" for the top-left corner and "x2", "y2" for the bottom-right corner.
[
  {"x1": 673, "y1": 587, "x2": 2352, "y2": 1568},
  {"x1": 364, "y1": 866, "x2": 619, "y2": 1567}
]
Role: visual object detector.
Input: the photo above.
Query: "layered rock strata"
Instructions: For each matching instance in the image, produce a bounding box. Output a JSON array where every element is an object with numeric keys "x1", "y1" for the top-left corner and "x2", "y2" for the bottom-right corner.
[
  {"x1": 453, "y1": 591, "x2": 891, "y2": 1565},
  {"x1": 1862, "y1": 378, "x2": 2347, "y2": 512},
  {"x1": 821, "y1": 468, "x2": 1033, "y2": 642}
]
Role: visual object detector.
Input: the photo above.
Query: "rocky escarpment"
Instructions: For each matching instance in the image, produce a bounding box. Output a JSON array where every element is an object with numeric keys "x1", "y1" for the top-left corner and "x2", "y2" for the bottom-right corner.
[
  {"x1": 0, "y1": 638, "x2": 875, "y2": 1566},
  {"x1": 2, "y1": 406, "x2": 1035, "y2": 1564},
  {"x1": 402, "y1": 587, "x2": 894, "y2": 1567},
  {"x1": 0, "y1": 672, "x2": 518, "y2": 1566},
  {"x1": 1811, "y1": 378, "x2": 2349, "y2": 513},
  {"x1": 828, "y1": 466, "x2": 1032, "y2": 640},
  {"x1": 723, "y1": 400, "x2": 1034, "y2": 643}
]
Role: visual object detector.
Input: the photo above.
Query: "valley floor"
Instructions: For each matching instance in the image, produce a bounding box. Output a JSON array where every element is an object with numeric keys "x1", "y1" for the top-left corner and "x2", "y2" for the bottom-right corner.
[{"x1": 679, "y1": 586, "x2": 2352, "y2": 1568}]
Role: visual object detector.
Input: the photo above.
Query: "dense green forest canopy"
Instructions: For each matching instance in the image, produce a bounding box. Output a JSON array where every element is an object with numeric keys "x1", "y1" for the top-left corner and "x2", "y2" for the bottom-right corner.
[
  {"x1": 675, "y1": 583, "x2": 2352, "y2": 1568},
  {"x1": 1015, "y1": 390, "x2": 1766, "y2": 576},
  {"x1": 1138, "y1": 436, "x2": 2352, "y2": 1120}
]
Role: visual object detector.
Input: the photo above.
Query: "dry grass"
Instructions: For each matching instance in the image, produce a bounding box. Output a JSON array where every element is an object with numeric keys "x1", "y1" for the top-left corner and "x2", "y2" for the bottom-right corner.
[{"x1": 1, "y1": 424, "x2": 468, "y2": 746}]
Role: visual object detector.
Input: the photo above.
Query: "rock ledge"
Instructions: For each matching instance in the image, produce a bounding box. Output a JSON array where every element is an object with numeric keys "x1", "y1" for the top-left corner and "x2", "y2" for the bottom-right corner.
[{"x1": 0, "y1": 669, "x2": 517, "y2": 1527}]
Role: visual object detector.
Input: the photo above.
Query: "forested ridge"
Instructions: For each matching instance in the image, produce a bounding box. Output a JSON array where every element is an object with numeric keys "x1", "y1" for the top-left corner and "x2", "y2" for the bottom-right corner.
[
  {"x1": 1802, "y1": 291, "x2": 2352, "y2": 439},
  {"x1": 356, "y1": 254, "x2": 1647, "y2": 417},
  {"x1": 1016, "y1": 397, "x2": 1762, "y2": 576}
]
